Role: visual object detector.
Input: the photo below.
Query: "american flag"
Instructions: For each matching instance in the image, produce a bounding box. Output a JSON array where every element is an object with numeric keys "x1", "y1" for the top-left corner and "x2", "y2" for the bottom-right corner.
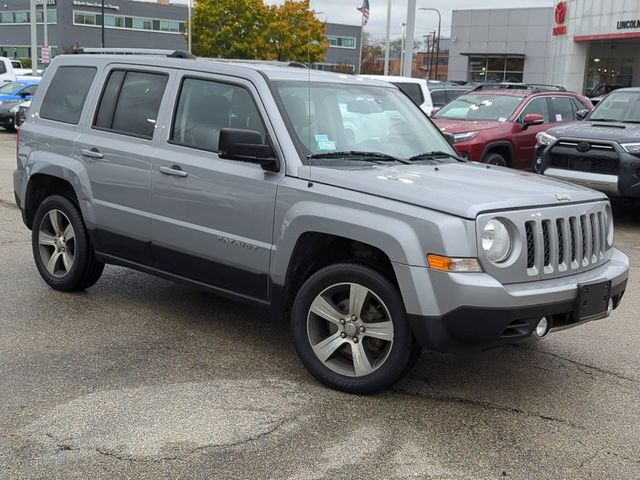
[{"x1": 357, "y1": 0, "x2": 370, "y2": 26}]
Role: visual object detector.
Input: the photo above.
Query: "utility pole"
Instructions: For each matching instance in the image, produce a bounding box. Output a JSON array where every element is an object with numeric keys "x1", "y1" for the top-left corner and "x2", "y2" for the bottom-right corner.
[
  {"x1": 402, "y1": 0, "x2": 416, "y2": 77},
  {"x1": 383, "y1": 0, "x2": 391, "y2": 75},
  {"x1": 30, "y1": 0, "x2": 37, "y2": 75},
  {"x1": 419, "y1": 8, "x2": 442, "y2": 79},
  {"x1": 400, "y1": 22, "x2": 406, "y2": 76}
]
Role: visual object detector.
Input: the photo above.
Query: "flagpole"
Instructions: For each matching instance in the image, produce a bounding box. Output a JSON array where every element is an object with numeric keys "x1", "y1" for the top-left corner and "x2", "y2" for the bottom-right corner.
[{"x1": 358, "y1": 8, "x2": 365, "y2": 74}]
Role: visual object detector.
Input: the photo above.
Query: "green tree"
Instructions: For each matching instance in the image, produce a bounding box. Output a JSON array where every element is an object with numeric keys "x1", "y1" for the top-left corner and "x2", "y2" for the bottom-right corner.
[
  {"x1": 189, "y1": 0, "x2": 327, "y2": 64},
  {"x1": 191, "y1": 0, "x2": 266, "y2": 59},
  {"x1": 263, "y1": 1, "x2": 328, "y2": 64}
]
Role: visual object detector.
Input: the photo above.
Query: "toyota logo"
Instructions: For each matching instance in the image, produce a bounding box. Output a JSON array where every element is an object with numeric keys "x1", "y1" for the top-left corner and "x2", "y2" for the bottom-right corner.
[
  {"x1": 577, "y1": 141, "x2": 591, "y2": 152},
  {"x1": 555, "y1": 2, "x2": 567, "y2": 24}
]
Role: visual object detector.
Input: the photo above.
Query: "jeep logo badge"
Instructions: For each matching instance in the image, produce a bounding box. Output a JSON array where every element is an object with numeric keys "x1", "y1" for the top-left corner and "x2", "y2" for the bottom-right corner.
[
  {"x1": 577, "y1": 142, "x2": 591, "y2": 153},
  {"x1": 555, "y1": 193, "x2": 572, "y2": 202}
]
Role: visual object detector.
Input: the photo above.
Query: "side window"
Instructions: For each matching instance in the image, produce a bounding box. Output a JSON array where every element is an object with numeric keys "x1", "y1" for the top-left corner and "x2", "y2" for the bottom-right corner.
[
  {"x1": 94, "y1": 70, "x2": 168, "y2": 139},
  {"x1": 446, "y1": 89, "x2": 468, "y2": 103},
  {"x1": 571, "y1": 98, "x2": 587, "y2": 113},
  {"x1": 22, "y1": 85, "x2": 37, "y2": 96},
  {"x1": 170, "y1": 78, "x2": 266, "y2": 153},
  {"x1": 430, "y1": 90, "x2": 447, "y2": 107},
  {"x1": 40, "y1": 66, "x2": 97, "y2": 124},
  {"x1": 519, "y1": 97, "x2": 549, "y2": 123},
  {"x1": 393, "y1": 82, "x2": 424, "y2": 106},
  {"x1": 549, "y1": 97, "x2": 575, "y2": 122},
  {"x1": 0, "y1": 62, "x2": 6, "y2": 74}
]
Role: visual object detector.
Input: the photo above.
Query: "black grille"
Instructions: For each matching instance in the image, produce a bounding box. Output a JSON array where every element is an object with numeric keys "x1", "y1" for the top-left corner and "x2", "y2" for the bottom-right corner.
[
  {"x1": 556, "y1": 219, "x2": 565, "y2": 265},
  {"x1": 526, "y1": 222, "x2": 535, "y2": 269},
  {"x1": 542, "y1": 221, "x2": 551, "y2": 266},
  {"x1": 570, "y1": 218, "x2": 577, "y2": 262},
  {"x1": 549, "y1": 154, "x2": 619, "y2": 175}
]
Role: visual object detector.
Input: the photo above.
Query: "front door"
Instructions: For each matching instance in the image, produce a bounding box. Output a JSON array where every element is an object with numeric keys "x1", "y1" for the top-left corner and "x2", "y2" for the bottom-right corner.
[{"x1": 151, "y1": 74, "x2": 284, "y2": 301}]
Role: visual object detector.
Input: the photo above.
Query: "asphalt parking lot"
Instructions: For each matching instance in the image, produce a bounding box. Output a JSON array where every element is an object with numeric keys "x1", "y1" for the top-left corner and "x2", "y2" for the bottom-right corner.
[{"x1": 0, "y1": 128, "x2": 638, "y2": 479}]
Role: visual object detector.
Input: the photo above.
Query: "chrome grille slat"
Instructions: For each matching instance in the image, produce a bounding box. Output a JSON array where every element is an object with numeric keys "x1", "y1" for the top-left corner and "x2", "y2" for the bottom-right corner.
[{"x1": 521, "y1": 204, "x2": 609, "y2": 279}]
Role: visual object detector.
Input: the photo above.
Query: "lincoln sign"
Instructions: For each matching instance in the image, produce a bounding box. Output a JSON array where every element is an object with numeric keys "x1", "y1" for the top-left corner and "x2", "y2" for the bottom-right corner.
[{"x1": 617, "y1": 19, "x2": 640, "y2": 30}]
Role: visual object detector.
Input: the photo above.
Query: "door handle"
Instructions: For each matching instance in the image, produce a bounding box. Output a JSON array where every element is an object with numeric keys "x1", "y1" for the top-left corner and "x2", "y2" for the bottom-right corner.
[
  {"x1": 81, "y1": 148, "x2": 104, "y2": 159},
  {"x1": 159, "y1": 165, "x2": 188, "y2": 178}
]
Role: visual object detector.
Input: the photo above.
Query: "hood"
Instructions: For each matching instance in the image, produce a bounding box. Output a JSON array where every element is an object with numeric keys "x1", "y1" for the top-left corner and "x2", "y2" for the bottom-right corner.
[
  {"x1": 432, "y1": 118, "x2": 502, "y2": 134},
  {"x1": 304, "y1": 162, "x2": 605, "y2": 219},
  {"x1": 547, "y1": 120, "x2": 640, "y2": 142}
]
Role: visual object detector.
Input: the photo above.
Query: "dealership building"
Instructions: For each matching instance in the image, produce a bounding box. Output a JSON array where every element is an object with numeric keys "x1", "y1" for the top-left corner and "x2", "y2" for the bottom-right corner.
[
  {"x1": 0, "y1": 0, "x2": 360, "y2": 71},
  {"x1": 448, "y1": 1, "x2": 640, "y2": 94}
]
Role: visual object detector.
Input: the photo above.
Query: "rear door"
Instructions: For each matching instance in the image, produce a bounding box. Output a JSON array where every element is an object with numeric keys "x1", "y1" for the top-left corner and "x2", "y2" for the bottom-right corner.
[
  {"x1": 150, "y1": 73, "x2": 284, "y2": 301},
  {"x1": 73, "y1": 66, "x2": 174, "y2": 264}
]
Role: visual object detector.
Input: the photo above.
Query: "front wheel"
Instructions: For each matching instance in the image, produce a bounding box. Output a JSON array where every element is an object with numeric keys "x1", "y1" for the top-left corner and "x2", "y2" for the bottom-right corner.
[
  {"x1": 484, "y1": 152, "x2": 508, "y2": 167},
  {"x1": 291, "y1": 264, "x2": 417, "y2": 394}
]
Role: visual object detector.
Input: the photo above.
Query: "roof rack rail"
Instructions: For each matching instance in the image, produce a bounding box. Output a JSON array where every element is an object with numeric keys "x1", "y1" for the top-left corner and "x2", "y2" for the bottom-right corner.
[
  {"x1": 78, "y1": 48, "x2": 195, "y2": 58},
  {"x1": 472, "y1": 83, "x2": 567, "y2": 93},
  {"x1": 208, "y1": 59, "x2": 308, "y2": 69}
]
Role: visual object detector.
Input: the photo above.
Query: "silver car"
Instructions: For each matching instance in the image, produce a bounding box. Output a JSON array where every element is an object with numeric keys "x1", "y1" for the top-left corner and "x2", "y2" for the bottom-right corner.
[{"x1": 13, "y1": 54, "x2": 629, "y2": 393}]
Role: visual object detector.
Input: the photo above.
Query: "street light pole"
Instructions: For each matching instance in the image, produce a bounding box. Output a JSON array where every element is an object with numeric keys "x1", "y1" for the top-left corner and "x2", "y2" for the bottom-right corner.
[
  {"x1": 30, "y1": 0, "x2": 37, "y2": 75},
  {"x1": 188, "y1": 0, "x2": 192, "y2": 54},
  {"x1": 419, "y1": 7, "x2": 441, "y2": 79}
]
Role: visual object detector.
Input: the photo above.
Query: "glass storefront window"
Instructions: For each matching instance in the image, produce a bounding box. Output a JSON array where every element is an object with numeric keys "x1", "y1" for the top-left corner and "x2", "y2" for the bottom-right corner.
[
  {"x1": 73, "y1": 10, "x2": 183, "y2": 34},
  {"x1": 585, "y1": 57, "x2": 633, "y2": 97},
  {"x1": 467, "y1": 56, "x2": 525, "y2": 83}
]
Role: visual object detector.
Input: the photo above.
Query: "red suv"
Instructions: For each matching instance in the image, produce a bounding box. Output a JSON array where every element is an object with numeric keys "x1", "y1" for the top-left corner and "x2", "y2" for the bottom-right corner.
[{"x1": 431, "y1": 85, "x2": 593, "y2": 170}]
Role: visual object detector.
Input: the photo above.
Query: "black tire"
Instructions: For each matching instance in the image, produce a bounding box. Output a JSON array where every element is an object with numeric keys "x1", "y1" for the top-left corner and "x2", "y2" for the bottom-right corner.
[
  {"x1": 484, "y1": 152, "x2": 508, "y2": 167},
  {"x1": 31, "y1": 195, "x2": 104, "y2": 292},
  {"x1": 291, "y1": 263, "x2": 417, "y2": 394}
]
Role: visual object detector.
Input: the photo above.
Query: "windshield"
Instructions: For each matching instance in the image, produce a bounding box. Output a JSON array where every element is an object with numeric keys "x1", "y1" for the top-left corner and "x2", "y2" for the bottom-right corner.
[
  {"x1": 590, "y1": 91, "x2": 640, "y2": 122},
  {"x1": 273, "y1": 81, "x2": 455, "y2": 164},
  {"x1": 433, "y1": 93, "x2": 523, "y2": 122},
  {"x1": 0, "y1": 82, "x2": 25, "y2": 95}
]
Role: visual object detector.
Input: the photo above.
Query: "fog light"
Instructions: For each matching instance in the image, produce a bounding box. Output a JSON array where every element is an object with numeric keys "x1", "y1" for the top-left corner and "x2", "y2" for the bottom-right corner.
[{"x1": 535, "y1": 317, "x2": 550, "y2": 337}]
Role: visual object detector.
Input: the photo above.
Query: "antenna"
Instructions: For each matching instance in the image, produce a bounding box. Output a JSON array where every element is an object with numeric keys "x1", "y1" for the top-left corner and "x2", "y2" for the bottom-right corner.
[{"x1": 306, "y1": 13, "x2": 314, "y2": 188}]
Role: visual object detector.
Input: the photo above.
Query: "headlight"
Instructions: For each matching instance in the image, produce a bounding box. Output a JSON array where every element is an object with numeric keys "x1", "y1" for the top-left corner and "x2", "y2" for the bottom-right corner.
[
  {"x1": 536, "y1": 131, "x2": 557, "y2": 146},
  {"x1": 482, "y1": 219, "x2": 512, "y2": 263},
  {"x1": 620, "y1": 142, "x2": 640, "y2": 154},
  {"x1": 9, "y1": 105, "x2": 19, "y2": 113},
  {"x1": 452, "y1": 131, "x2": 478, "y2": 143},
  {"x1": 604, "y1": 204, "x2": 614, "y2": 247}
]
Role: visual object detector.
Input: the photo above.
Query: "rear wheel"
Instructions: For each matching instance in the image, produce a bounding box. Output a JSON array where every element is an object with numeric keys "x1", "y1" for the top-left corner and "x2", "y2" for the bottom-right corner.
[
  {"x1": 291, "y1": 264, "x2": 417, "y2": 394},
  {"x1": 32, "y1": 195, "x2": 104, "y2": 291},
  {"x1": 484, "y1": 152, "x2": 508, "y2": 167}
]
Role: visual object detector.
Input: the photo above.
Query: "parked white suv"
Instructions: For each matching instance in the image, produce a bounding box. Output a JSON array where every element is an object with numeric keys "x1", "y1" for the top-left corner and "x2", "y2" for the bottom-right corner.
[{"x1": 360, "y1": 75, "x2": 434, "y2": 116}]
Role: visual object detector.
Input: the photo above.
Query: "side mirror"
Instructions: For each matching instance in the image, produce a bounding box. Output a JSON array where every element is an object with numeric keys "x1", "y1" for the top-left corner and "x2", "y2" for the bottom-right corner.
[
  {"x1": 218, "y1": 128, "x2": 278, "y2": 172},
  {"x1": 19, "y1": 92, "x2": 30, "y2": 98},
  {"x1": 443, "y1": 132, "x2": 456, "y2": 146},
  {"x1": 522, "y1": 113, "x2": 545, "y2": 130},
  {"x1": 576, "y1": 109, "x2": 590, "y2": 121}
]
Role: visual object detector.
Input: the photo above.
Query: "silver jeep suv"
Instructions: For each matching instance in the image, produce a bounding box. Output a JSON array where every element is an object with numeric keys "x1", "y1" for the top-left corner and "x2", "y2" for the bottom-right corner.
[{"x1": 13, "y1": 54, "x2": 629, "y2": 393}]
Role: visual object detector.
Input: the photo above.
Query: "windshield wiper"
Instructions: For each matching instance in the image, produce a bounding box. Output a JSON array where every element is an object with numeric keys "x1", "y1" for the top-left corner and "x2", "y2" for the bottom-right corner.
[
  {"x1": 590, "y1": 118, "x2": 620, "y2": 122},
  {"x1": 308, "y1": 151, "x2": 411, "y2": 164},
  {"x1": 408, "y1": 151, "x2": 466, "y2": 162}
]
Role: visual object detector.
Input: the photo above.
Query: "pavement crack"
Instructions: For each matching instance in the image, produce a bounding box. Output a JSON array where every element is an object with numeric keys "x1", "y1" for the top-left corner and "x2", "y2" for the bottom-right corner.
[
  {"x1": 604, "y1": 450, "x2": 640, "y2": 465},
  {"x1": 522, "y1": 348, "x2": 636, "y2": 383},
  {"x1": 391, "y1": 385, "x2": 584, "y2": 430},
  {"x1": 0, "y1": 198, "x2": 18, "y2": 210}
]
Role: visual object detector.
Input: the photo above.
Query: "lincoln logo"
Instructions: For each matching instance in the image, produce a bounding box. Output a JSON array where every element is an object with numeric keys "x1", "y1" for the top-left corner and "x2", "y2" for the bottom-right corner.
[
  {"x1": 577, "y1": 142, "x2": 591, "y2": 152},
  {"x1": 555, "y1": 193, "x2": 572, "y2": 202}
]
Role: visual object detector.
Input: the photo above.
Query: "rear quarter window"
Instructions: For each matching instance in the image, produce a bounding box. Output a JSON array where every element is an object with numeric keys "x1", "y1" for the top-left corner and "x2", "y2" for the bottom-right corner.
[
  {"x1": 0, "y1": 62, "x2": 6, "y2": 75},
  {"x1": 40, "y1": 66, "x2": 97, "y2": 124}
]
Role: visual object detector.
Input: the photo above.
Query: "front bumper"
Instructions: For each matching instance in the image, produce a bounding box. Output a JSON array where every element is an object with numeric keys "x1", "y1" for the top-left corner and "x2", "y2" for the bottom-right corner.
[
  {"x1": 538, "y1": 142, "x2": 640, "y2": 198},
  {"x1": 395, "y1": 248, "x2": 629, "y2": 352},
  {"x1": 0, "y1": 112, "x2": 15, "y2": 128}
]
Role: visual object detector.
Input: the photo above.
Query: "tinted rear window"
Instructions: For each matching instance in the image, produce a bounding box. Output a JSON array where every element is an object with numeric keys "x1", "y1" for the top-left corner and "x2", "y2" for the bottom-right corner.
[
  {"x1": 392, "y1": 82, "x2": 424, "y2": 106},
  {"x1": 40, "y1": 66, "x2": 96, "y2": 124},
  {"x1": 94, "y1": 70, "x2": 167, "y2": 139},
  {"x1": 0, "y1": 62, "x2": 6, "y2": 75},
  {"x1": 430, "y1": 90, "x2": 447, "y2": 106}
]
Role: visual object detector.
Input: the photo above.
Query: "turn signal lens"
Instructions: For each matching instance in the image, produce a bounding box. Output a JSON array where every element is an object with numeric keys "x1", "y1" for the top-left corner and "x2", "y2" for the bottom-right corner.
[{"x1": 427, "y1": 254, "x2": 483, "y2": 272}]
